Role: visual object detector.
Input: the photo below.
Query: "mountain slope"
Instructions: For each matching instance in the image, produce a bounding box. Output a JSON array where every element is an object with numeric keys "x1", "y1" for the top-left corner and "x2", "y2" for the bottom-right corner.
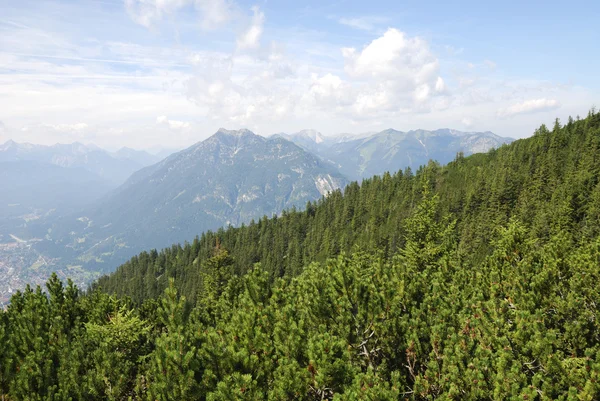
[
  {"x1": 81, "y1": 112, "x2": 600, "y2": 399},
  {"x1": 97, "y1": 114, "x2": 599, "y2": 302},
  {"x1": 3, "y1": 113, "x2": 600, "y2": 399},
  {"x1": 112, "y1": 147, "x2": 160, "y2": 167},
  {"x1": 273, "y1": 129, "x2": 328, "y2": 153},
  {"x1": 47, "y1": 128, "x2": 347, "y2": 273}
]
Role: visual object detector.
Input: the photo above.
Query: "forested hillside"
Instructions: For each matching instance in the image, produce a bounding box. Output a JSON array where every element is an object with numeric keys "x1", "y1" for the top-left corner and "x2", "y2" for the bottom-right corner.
[
  {"x1": 1, "y1": 111, "x2": 600, "y2": 400},
  {"x1": 97, "y1": 111, "x2": 600, "y2": 303},
  {"x1": 20, "y1": 128, "x2": 345, "y2": 281}
]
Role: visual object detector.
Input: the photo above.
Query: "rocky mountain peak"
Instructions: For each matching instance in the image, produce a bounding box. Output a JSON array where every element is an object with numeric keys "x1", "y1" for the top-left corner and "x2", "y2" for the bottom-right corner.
[
  {"x1": 296, "y1": 129, "x2": 325, "y2": 144},
  {"x1": 0, "y1": 139, "x2": 17, "y2": 150},
  {"x1": 216, "y1": 128, "x2": 255, "y2": 137}
]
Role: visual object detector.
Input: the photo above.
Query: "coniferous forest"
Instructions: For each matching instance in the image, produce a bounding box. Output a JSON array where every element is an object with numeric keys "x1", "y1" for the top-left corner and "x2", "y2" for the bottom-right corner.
[{"x1": 2, "y1": 111, "x2": 600, "y2": 400}]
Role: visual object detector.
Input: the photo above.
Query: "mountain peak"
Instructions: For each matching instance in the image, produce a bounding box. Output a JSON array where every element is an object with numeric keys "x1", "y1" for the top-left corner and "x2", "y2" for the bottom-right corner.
[
  {"x1": 216, "y1": 128, "x2": 255, "y2": 137},
  {"x1": 295, "y1": 129, "x2": 325, "y2": 144},
  {"x1": 0, "y1": 139, "x2": 17, "y2": 150},
  {"x1": 372, "y1": 129, "x2": 405, "y2": 139},
  {"x1": 0, "y1": 139, "x2": 37, "y2": 151},
  {"x1": 0, "y1": 140, "x2": 159, "y2": 185},
  {"x1": 50, "y1": 142, "x2": 91, "y2": 155}
]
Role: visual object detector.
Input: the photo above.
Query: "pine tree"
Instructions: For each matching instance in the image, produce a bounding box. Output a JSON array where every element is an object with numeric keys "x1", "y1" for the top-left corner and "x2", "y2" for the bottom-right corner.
[{"x1": 145, "y1": 279, "x2": 201, "y2": 400}]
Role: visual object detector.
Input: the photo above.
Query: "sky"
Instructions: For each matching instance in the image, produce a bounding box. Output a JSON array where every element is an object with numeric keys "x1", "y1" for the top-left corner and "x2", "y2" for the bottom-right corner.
[{"x1": 0, "y1": 0, "x2": 598, "y2": 151}]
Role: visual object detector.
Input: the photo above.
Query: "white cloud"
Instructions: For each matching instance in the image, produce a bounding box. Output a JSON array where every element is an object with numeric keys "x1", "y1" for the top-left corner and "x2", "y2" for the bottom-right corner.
[
  {"x1": 236, "y1": 6, "x2": 264, "y2": 50},
  {"x1": 196, "y1": 0, "x2": 234, "y2": 30},
  {"x1": 343, "y1": 29, "x2": 437, "y2": 83},
  {"x1": 43, "y1": 123, "x2": 89, "y2": 132},
  {"x1": 2, "y1": 3, "x2": 596, "y2": 148},
  {"x1": 414, "y1": 84, "x2": 430, "y2": 103},
  {"x1": 204, "y1": 28, "x2": 451, "y2": 124},
  {"x1": 461, "y1": 117, "x2": 474, "y2": 128},
  {"x1": 0, "y1": 121, "x2": 7, "y2": 144},
  {"x1": 333, "y1": 28, "x2": 444, "y2": 114},
  {"x1": 497, "y1": 98, "x2": 560, "y2": 118},
  {"x1": 444, "y1": 45, "x2": 464, "y2": 56},
  {"x1": 303, "y1": 73, "x2": 354, "y2": 111},
  {"x1": 459, "y1": 77, "x2": 476, "y2": 88},
  {"x1": 338, "y1": 16, "x2": 389, "y2": 32},
  {"x1": 17, "y1": 122, "x2": 93, "y2": 143},
  {"x1": 435, "y1": 77, "x2": 446, "y2": 93},
  {"x1": 353, "y1": 88, "x2": 391, "y2": 114},
  {"x1": 484, "y1": 60, "x2": 497, "y2": 70},
  {"x1": 182, "y1": 26, "x2": 589, "y2": 134},
  {"x1": 156, "y1": 115, "x2": 191, "y2": 129},
  {"x1": 124, "y1": 0, "x2": 233, "y2": 29},
  {"x1": 124, "y1": 0, "x2": 192, "y2": 28}
]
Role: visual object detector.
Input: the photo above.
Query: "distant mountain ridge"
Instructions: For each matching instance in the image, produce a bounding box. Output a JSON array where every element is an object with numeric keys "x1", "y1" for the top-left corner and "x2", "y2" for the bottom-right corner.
[
  {"x1": 0, "y1": 125, "x2": 511, "y2": 298},
  {"x1": 0, "y1": 140, "x2": 160, "y2": 185},
  {"x1": 43, "y1": 128, "x2": 347, "y2": 273},
  {"x1": 275, "y1": 128, "x2": 513, "y2": 180},
  {"x1": 0, "y1": 161, "x2": 112, "y2": 219}
]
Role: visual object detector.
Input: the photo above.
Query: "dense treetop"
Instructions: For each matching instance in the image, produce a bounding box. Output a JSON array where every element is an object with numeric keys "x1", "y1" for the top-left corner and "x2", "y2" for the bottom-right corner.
[
  {"x1": 1, "y1": 110, "x2": 600, "y2": 400},
  {"x1": 98, "y1": 110, "x2": 600, "y2": 304}
]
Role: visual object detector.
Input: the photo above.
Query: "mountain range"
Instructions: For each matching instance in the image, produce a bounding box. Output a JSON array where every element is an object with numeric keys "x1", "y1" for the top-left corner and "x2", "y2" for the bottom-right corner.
[
  {"x1": 0, "y1": 126, "x2": 511, "y2": 299},
  {"x1": 0, "y1": 140, "x2": 160, "y2": 185},
  {"x1": 276, "y1": 128, "x2": 513, "y2": 180},
  {"x1": 43, "y1": 128, "x2": 346, "y2": 273},
  {"x1": 0, "y1": 141, "x2": 161, "y2": 221}
]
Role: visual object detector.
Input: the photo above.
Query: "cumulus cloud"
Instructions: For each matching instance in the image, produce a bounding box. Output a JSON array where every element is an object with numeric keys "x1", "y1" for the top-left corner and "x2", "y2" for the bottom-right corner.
[
  {"x1": 301, "y1": 73, "x2": 354, "y2": 113},
  {"x1": 343, "y1": 29, "x2": 437, "y2": 82},
  {"x1": 184, "y1": 28, "x2": 453, "y2": 127},
  {"x1": 341, "y1": 28, "x2": 442, "y2": 108},
  {"x1": 292, "y1": 27, "x2": 447, "y2": 119},
  {"x1": 236, "y1": 6, "x2": 264, "y2": 50},
  {"x1": 4, "y1": 2, "x2": 595, "y2": 147},
  {"x1": 186, "y1": 28, "x2": 462, "y2": 125},
  {"x1": 497, "y1": 98, "x2": 560, "y2": 118}
]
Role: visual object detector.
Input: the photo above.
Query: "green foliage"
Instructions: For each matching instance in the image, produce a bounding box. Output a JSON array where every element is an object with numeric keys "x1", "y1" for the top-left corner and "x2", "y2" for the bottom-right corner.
[
  {"x1": 84, "y1": 306, "x2": 150, "y2": 400},
  {"x1": 2, "y1": 110, "x2": 600, "y2": 399},
  {"x1": 144, "y1": 279, "x2": 202, "y2": 400}
]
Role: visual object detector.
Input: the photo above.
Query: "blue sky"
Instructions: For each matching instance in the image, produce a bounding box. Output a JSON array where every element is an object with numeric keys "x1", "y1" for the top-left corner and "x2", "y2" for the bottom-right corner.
[{"x1": 0, "y1": 0, "x2": 598, "y2": 150}]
